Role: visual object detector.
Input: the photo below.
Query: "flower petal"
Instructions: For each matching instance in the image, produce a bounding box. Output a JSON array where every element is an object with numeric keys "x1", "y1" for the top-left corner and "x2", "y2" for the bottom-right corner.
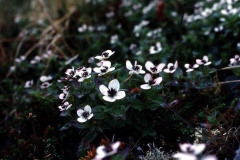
[
  {"x1": 157, "y1": 63, "x2": 165, "y2": 72},
  {"x1": 196, "y1": 59, "x2": 203, "y2": 65},
  {"x1": 77, "y1": 117, "x2": 87, "y2": 123},
  {"x1": 93, "y1": 67, "x2": 101, "y2": 73},
  {"x1": 95, "y1": 56, "x2": 104, "y2": 60},
  {"x1": 103, "y1": 61, "x2": 111, "y2": 68},
  {"x1": 203, "y1": 55, "x2": 208, "y2": 62},
  {"x1": 99, "y1": 85, "x2": 109, "y2": 96},
  {"x1": 172, "y1": 153, "x2": 197, "y2": 160},
  {"x1": 153, "y1": 77, "x2": 162, "y2": 85},
  {"x1": 77, "y1": 109, "x2": 84, "y2": 116},
  {"x1": 193, "y1": 144, "x2": 206, "y2": 155},
  {"x1": 145, "y1": 61, "x2": 154, "y2": 72},
  {"x1": 103, "y1": 96, "x2": 116, "y2": 102},
  {"x1": 184, "y1": 64, "x2": 190, "y2": 69},
  {"x1": 126, "y1": 60, "x2": 133, "y2": 70},
  {"x1": 144, "y1": 73, "x2": 152, "y2": 83},
  {"x1": 115, "y1": 91, "x2": 126, "y2": 100},
  {"x1": 204, "y1": 62, "x2": 211, "y2": 66},
  {"x1": 108, "y1": 79, "x2": 120, "y2": 91},
  {"x1": 87, "y1": 113, "x2": 94, "y2": 120},
  {"x1": 84, "y1": 105, "x2": 92, "y2": 113},
  {"x1": 140, "y1": 84, "x2": 151, "y2": 90}
]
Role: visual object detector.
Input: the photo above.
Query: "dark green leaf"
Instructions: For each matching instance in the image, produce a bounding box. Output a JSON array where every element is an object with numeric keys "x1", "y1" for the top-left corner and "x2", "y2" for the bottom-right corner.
[{"x1": 83, "y1": 130, "x2": 97, "y2": 144}]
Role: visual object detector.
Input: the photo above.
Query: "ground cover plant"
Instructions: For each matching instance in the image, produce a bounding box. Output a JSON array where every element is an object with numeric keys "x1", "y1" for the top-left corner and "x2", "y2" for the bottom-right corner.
[{"x1": 0, "y1": 0, "x2": 240, "y2": 159}]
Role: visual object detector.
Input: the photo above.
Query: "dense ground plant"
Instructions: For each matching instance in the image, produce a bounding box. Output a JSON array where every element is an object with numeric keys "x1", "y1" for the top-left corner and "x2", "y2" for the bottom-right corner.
[{"x1": 0, "y1": 0, "x2": 240, "y2": 159}]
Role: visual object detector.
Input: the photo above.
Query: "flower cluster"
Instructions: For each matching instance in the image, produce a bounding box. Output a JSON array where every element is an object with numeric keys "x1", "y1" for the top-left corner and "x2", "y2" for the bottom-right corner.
[
  {"x1": 40, "y1": 75, "x2": 52, "y2": 89},
  {"x1": 185, "y1": 55, "x2": 211, "y2": 72}
]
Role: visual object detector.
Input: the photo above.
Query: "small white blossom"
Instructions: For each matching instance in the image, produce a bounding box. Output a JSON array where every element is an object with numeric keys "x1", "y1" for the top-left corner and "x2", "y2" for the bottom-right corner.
[
  {"x1": 126, "y1": 60, "x2": 145, "y2": 75},
  {"x1": 24, "y1": 80, "x2": 33, "y2": 88},
  {"x1": 99, "y1": 79, "x2": 126, "y2": 102},
  {"x1": 196, "y1": 56, "x2": 211, "y2": 66},
  {"x1": 230, "y1": 54, "x2": 240, "y2": 65},
  {"x1": 40, "y1": 82, "x2": 52, "y2": 89},
  {"x1": 179, "y1": 143, "x2": 206, "y2": 155},
  {"x1": 95, "y1": 50, "x2": 115, "y2": 60},
  {"x1": 40, "y1": 75, "x2": 53, "y2": 82},
  {"x1": 110, "y1": 35, "x2": 118, "y2": 44},
  {"x1": 184, "y1": 64, "x2": 199, "y2": 72},
  {"x1": 58, "y1": 101, "x2": 72, "y2": 111},
  {"x1": 30, "y1": 56, "x2": 41, "y2": 64},
  {"x1": 149, "y1": 42, "x2": 162, "y2": 54},
  {"x1": 61, "y1": 86, "x2": 70, "y2": 95},
  {"x1": 145, "y1": 61, "x2": 165, "y2": 74},
  {"x1": 93, "y1": 61, "x2": 115, "y2": 76},
  {"x1": 164, "y1": 61, "x2": 178, "y2": 73},
  {"x1": 74, "y1": 67, "x2": 92, "y2": 82},
  {"x1": 78, "y1": 24, "x2": 87, "y2": 32},
  {"x1": 93, "y1": 141, "x2": 120, "y2": 160},
  {"x1": 15, "y1": 56, "x2": 26, "y2": 63},
  {"x1": 140, "y1": 73, "x2": 162, "y2": 90},
  {"x1": 77, "y1": 105, "x2": 93, "y2": 123}
]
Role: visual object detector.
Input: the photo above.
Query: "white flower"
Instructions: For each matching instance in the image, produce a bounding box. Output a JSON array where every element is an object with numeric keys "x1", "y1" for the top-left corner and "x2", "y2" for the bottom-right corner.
[
  {"x1": 126, "y1": 60, "x2": 145, "y2": 75},
  {"x1": 140, "y1": 73, "x2": 162, "y2": 90},
  {"x1": 99, "y1": 79, "x2": 126, "y2": 102},
  {"x1": 93, "y1": 61, "x2": 115, "y2": 76},
  {"x1": 230, "y1": 54, "x2": 240, "y2": 65},
  {"x1": 179, "y1": 143, "x2": 206, "y2": 155},
  {"x1": 149, "y1": 42, "x2": 162, "y2": 54},
  {"x1": 15, "y1": 56, "x2": 26, "y2": 63},
  {"x1": 24, "y1": 80, "x2": 33, "y2": 88},
  {"x1": 77, "y1": 105, "x2": 93, "y2": 123},
  {"x1": 40, "y1": 82, "x2": 52, "y2": 89},
  {"x1": 61, "y1": 86, "x2": 69, "y2": 95},
  {"x1": 40, "y1": 75, "x2": 53, "y2": 82},
  {"x1": 196, "y1": 56, "x2": 211, "y2": 66},
  {"x1": 78, "y1": 24, "x2": 87, "y2": 32},
  {"x1": 95, "y1": 50, "x2": 115, "y2": 60},
  {"x1": 74, "y1": 67, "x2": 92, "y2": 82},
  {"x1": 184, "y1": 64, "x2": 199, "y2": 72},
  {"x1": 145, "y1": 61, "x2": 165, "y2": 74},
  {"x1": 93, "y1": 141, "x2": 120, "y2": 160},
  {"x1": 30, "y1": 56, "x2": 41, "y2": 64},
  {"x1": 164, "y1": 61, "x2": 178, "y2": 73},
  {"x1": 58, "y1": 101, "x2": 72, "y2": 111},
  {"x1": 110, "y1": 35, "x2": 118, "y2": 44}
]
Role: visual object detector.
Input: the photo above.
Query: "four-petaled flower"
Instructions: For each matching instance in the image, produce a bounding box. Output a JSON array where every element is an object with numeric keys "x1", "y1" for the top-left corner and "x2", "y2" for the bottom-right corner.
[
  {"x1": 184, "y1": 64, "x2": 199, "y2": 72},
  {"x1": 230, "y1": 54, "x2": 240, "y2": 65},
  {"x1": 95, "y1": 50, "x2": 115, "y2": 60},
  {"x1": 126, "y1": 60, "x2": 146, "y2": 75},
  {"x1": 58, "y1": 101, "x2": 72, "y2": 111},
  {"x1": 140, "y1": 73, "x2": 162, "y2": 90},
  {"x1": 196, "y1": 56, "x2": 211, "y2": 66},
  {"x1": 24, "y1": 80, "x2": 33, "y2": 88},
  {"x1": 77, "y1": 105, "x2": 94, "y2": 123},
  {"x1": 99, "y1": 79, "x2": 126, "y2": 102},
  {"x1": 164, "y1": 61, "x2": 178, "y2": 73},
  {"x1": 93, "y1": 61, "x2": 115, "y2": 76},
  {"x1": 74, "y1": 67, "x2": 92, "y2": 82},
  {"x1": 145, "y1": 61, "x2": 165, "y2": 74},
  {"x1": 40, "y1": 82, "x2": 52, "y2": 89},
  {"x1": 149, "y1": 42, "x2": 162, "y2": 54},
  {"x1": 93, "y1": 141, "x2": 120, "y2": 160},
  {"x1": 172, "y1": 143, "x2": 217, "y2": 160}
]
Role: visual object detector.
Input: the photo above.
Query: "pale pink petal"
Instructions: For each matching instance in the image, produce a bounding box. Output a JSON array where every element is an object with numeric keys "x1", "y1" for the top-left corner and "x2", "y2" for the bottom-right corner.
[
  {"x1": 93, "y1": 67, "x2": 101, "y2": 73},
  {"x1": 111, "y1": 141, "x2": 120, "y2": 150},
  {"x1": 164, "y1": 69, "x2": 171, "y2": 73},
  {"x1": 126, "y1": 60, "x2": 133, "y2": 70},
  {"x1": 87, "y1": 113, "x2": 94, "y2": 120},
  {"x1": 140, "y1": 84, "x2": 151, "y2": 90},
  {"x1": 99, "y1": 85, "x2": 109, "y2": 96},
  {"x1": 153, "y1": 77, "x2": 162, "y2": 85},
  {"x1": 203, "y1": 56, "x2": 208, "y2": 62},
  {"x1": 145, "y1": 61, "x2": 155, "y2": 72},
  {"x1": 84, "y1": 105, "x2": 92, "y2": 113},
  {"x1": 144, "y1": 73, "x2": 152, "y2": 83},
  {"x1": 174, "y1": 61, "x2": 178, "y2": 68},
  {"x1": 103, "y1": 96, "x2": 116, "y2": 102},
  {"x1": 184, "y1": 64, "x2": 190, "y2": 68},
  {"x1": 204, "y1": 62, "x2": 211, "y2": 66},
  {"x1": 108, "y1": 67, "x2": 115, "y2": 72},
  {"x1": 196, "y1": 59, "x2": 203, "y2": 65},
  {"x1": 77, "y1": 117, "x2": 87, "y2": 123},
  {"x1": 95, "y1": 56, "x2": 104, "y2": 60},
  {"x1": 193, "y1": 64, "x2": 199, "y2": 68},
  {"x1": 115, "y1": 91, "x2": 126, "y2": 99},
  {"x1": 202, "y1": 155, "x2": 217, "y2": 160},
  {"x1": 77, "y1": 109, "x2": 84, "y2": 116},
  {"x1": 186, "y1": 69, "x2": 194, "y2": 72},
  {"x1": 109, "y1": 79, "x2": 120, "y2": 91},
  {"x1": 157, "y1": 63, "x2": 165, "y2": 72}
]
